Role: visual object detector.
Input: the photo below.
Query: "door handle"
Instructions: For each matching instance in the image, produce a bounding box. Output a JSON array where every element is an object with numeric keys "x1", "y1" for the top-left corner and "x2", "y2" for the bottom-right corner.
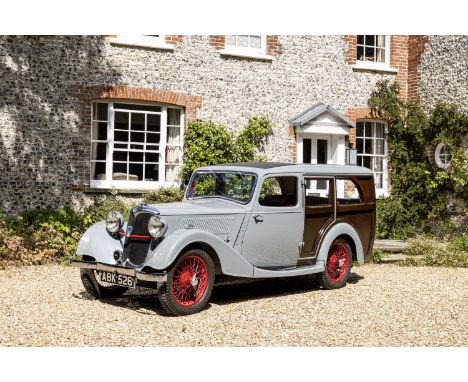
[{"x1": 253, "y1": 214, "x2": 263, "y2": 223}]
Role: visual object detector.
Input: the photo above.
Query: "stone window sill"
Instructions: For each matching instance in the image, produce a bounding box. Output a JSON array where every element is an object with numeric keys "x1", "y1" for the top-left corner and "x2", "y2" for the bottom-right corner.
[
  {"x1": 219, "y1": 49, "x2": 273, "y2": 61},
  {"x1": 352, "y1": 63, "x2": 398, "y2": 74}
]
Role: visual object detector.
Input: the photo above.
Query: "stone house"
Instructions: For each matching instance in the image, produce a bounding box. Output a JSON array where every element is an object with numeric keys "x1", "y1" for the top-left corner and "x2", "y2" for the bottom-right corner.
[{"x1": 0, "y1": 35, "x2": 466, "y2": 215}]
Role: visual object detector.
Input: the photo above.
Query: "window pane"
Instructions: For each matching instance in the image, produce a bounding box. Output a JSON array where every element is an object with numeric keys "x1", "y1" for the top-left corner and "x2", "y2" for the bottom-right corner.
[
  {"x1": 165, "y1": 165, "x2": 179, "y2": 183},
  {"x1": 147, "y1": 114, "x2": 161, "y2": 133},
  {"x1": 375, "y1": 139, "x2": 384, "y2": 155},
  {"x1": 376, "y1": 48, "x2": 385, "y2": 63},
  {"x1": 365, "y1": 138, "x2": 373, "y2": 154},
  {"x1": 375, "y1": 123, "x2": 384, "y2": 138},
  {"x1": 115, "y1": 112, "x2": 129, "y2": 130},
  {"x1": 362, "y1": 156, "x2": 371, "y2": 169},
  {"x1": 113, "y1": 151, "x2": 127, "y2": 162},
  {"x1": 131, "y1": 113, "x2": 145, "y2": 131},
  {"x1": 374, "y1": 173, "x2": 383, "y2": 188},
  {"x1": 365, "y1": 46, "x2": 375, "y2": 61},
  {"x1": 365, "y1": 122, "x2": 373, "y2": 137},
  {"x1": 91, "y1": 142, "x2": 106, "y2": 161},
  {"x1": 112, "y1": 163, "x2": 127, "y2": 179},
  {"x1": 92, "y1": 121, "x2": 107, "y2": 141},
  {"x1": 131, "y1": 132, "x2": 145, "y2": 143},
  {"x1": 259, "y1": 177, "x2": 297, "y2": 207},
  {"x1": 167, "y1": 126, "x2": 181, "y2": 145},
  {"x1": 373, "y1": 157, "x2": 383, "y2": 172},
  {"x1": 91, "y1": 162, "x2": 106, "y2": 180},
  {"x1": 376, "y1": 35, "x2": 386, "y2": 48},
  {"x1": 356, "y1": 138, "x2": 364, "y2": 154},
  {"x1": 225, "y1": 35, "x2": 236, "y2": 46},
  {"x1": 166, "y1": 146, "x2": 182, "y2": 164},
  {"x1": 129, "y1": 163, "x2": 143, "y2": 181},
  {"x1": 147, "y1": 133, "x2": 160, "y2": 144},
  {"x1": 336, "y1": 179, "x2": 362, "y2": 204},
  {"x1": 250, "y1": 35, "x2": 261, "y2": 48},
  {"x1": 145, "y1": 164, "x2": 159, "y2": 181},
  {"x1": 167, "y1": 108, "x2": 181, "y2": 126},
  {"x1": 357, "y1": 35, "x2": 364, "y2": 45},
  {"x1": 305, "y1": 178, "x2": 331, "y2": 205},
  {"x1": 145, "y1": 153, "x2": 159, "y2": 163},
  {"x1": 356, "y1": 122, "x2": 364, "y2": 137},
  {"x1": 146, "y1": 145, "x2": 160, "y2": 151},
  {"x1": 357, "y1": 45, "x2": 364, "y2": 61},
  {"x1": 114, "y1": 130, "x2": 129, "y2": 143},
  {"x1": 94, "y1": 103, "x2": 108, "y2": 121},
  {"x1": 237, "y1": 35, "x2": 249, "y2": 47},
  {"x1": 114, "y1": 103, "x2": 161, "y2": 112},
  {"x1": 129, "y1": 152, "x2": 143, "y2": 163},
  {"x1": 365, "y1": 35, "x2": 375, "y2": 46}
]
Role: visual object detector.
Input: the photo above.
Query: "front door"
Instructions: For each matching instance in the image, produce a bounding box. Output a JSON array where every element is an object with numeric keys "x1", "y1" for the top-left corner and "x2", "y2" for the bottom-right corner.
[
  {"x1": 241, "y1": 175, "x2": 303, "y2": 268},
  {"x1": 302, "y1": 136, "x2": 332, "y2": 197}
]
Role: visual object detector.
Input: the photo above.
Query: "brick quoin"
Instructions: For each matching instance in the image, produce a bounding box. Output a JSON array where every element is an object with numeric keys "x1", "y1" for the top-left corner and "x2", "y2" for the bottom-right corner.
[
  {"x1": 407, "y1": 35, "x2": 429, "y2": 102},
  {"x1": 165, "y1": 35, "x2": 183, "y2": 45}
]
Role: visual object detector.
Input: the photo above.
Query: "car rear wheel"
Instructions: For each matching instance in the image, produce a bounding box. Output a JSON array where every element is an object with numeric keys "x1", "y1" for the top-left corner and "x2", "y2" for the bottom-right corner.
[
  {"x1": 157, "y1": 249, "x2": 215, "y2": 316},
  {"x1": 80, "y1": 269, "x2": 128, "y2": 299},
  {"x1": 320, "y1": 238, "x2": 352, "y2": 289}
]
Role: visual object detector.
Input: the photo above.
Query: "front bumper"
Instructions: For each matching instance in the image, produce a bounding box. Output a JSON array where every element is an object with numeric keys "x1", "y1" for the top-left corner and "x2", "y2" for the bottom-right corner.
[{"x1": 70, "y1": 260, "x2": 167, "y2": 283}]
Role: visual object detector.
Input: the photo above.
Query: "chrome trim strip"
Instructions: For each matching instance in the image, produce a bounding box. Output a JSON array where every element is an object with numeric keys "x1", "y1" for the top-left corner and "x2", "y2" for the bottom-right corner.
[{"x1": 70, "y1": 260, "x2": 167, "y2": 282}]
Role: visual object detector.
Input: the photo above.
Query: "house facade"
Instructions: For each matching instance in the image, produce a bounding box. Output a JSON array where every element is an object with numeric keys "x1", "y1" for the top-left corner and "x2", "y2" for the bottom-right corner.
[{"x1": 0, "y1": 35, "x2": 466, "y2": 216}]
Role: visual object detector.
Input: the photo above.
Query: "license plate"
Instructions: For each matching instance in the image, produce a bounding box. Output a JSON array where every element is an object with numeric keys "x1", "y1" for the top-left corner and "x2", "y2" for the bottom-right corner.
[{"x1": 98, "y1": 271, "x2": 136, "y2": 288}]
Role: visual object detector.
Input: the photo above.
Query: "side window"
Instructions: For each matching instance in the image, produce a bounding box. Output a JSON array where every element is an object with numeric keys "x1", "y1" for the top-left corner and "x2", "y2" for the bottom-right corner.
[
  {"x1": 304, "y1": 178, "x2": 333, "y2": 206},
  {"x1": 336, "y1": 178, "x2": 362, "y2": 204},
  {"x1": 259, "y1": 176, "x2": 297, "y2": 207}
]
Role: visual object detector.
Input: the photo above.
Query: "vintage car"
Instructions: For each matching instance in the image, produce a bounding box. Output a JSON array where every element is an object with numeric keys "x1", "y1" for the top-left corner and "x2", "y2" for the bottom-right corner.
[{"x1": 71, "y1": 162, "x2": 376, "y2": 315}]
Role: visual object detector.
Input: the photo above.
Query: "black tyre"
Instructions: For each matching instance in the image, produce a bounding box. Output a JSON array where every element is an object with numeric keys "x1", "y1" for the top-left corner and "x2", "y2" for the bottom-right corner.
[
  {"x1": 157, "y1": 248, "x2": 215, "y2": 316},
  {"x1": 80, "y1": 269, "x2": 128, "y2": 299},
  {"x1": 320, "y1": 238, "x2": 352, "y2": 289}
]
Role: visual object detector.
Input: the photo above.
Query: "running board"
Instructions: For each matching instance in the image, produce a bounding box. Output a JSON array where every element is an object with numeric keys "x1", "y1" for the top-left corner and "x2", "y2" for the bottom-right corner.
[{"x1": 252, "y1": 262, "x2": 325, "y2": 278}]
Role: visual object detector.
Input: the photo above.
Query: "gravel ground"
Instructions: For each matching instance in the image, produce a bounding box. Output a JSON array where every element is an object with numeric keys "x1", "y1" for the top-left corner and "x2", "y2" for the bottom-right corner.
[{"x1": 0, "y1": 264, "x2": 466, "y2": 346}]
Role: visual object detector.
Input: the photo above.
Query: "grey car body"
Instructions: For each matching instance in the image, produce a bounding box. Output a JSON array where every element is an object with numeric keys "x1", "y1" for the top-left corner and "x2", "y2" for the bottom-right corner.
[{"x1": 73, "y1": 162, "x2": 375, "y2": 281}]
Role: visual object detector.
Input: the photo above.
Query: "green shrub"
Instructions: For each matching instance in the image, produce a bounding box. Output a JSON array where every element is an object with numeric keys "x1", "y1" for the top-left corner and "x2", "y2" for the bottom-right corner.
[
  {"x1": 376, "y1": 196, "x2": 420, "y2": 239},
  {"x1": 83, "y1": 197, "x2": 131, "y2": 226},
  {"x1": 180, "y1": 116, "x2": 272, "y2": 183},
  {"x1": 143, "y1": 187, "x2": 184, "y2": 204},
  {"x1": 371, "y1": 249, "x2": 384, "y2": 264},
  {"x1": 400, "y1": 236, "x2": 468, "y2": 268},
  {"x1": 450, "y1": 233, "x2": 468, "y2": 252}
]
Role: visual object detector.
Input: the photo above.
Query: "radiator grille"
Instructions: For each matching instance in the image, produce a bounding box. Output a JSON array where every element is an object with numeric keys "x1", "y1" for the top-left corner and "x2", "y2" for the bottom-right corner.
[{"x1": 123, "y1": 212, "x2": 152, "y2": 266}]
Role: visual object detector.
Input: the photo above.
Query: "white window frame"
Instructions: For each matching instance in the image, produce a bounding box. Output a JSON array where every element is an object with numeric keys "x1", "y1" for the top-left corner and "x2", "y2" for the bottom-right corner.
[
  {"x1": 352, "y1": 35, "x2": 398, "y2": 73},
  {"x1": 90, "y1": 100, "x2": 184, "y2": 190},
  {"x1": 220, "y1": 35, "x2": 273, "y2": 61},
  {"x1": 434, "y1": 143, "x2": 452, "y2": 169},
  {"x1": 355, "y1": 119, "x2": 389, "y2": 198},
  {"x1": 108, "y1": 35, "x2": 174, "y2": 51}
]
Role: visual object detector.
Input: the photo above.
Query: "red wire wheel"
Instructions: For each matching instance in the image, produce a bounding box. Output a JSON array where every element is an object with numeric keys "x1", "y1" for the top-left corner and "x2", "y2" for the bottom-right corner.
[
  {"x1": 171, "y1": 255, "x2": 209, "y2": 307},
  {"x1": 322, "y1": 240, "x2": 351, "y2": 288}
]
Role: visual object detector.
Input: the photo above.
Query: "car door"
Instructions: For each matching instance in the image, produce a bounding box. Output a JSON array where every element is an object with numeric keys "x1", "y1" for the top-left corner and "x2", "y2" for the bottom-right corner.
[{"x1": 241, "y1": 175, "x2": 303, "y2": 268}]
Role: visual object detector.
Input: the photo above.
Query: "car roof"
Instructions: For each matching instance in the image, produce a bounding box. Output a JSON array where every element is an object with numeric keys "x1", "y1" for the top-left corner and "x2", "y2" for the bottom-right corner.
[{"x1": 198, "y1": 162, "x2": 373, "y2": 176}]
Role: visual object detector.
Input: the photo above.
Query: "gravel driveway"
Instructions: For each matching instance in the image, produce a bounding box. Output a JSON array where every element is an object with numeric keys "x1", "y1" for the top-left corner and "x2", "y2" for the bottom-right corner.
[{"x1": 0, "y1": 264, "x2": 466, "y2": 346}]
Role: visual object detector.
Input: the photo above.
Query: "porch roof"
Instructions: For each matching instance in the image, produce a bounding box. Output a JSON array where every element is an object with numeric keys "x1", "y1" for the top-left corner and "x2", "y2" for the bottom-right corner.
[{"x1": 289, "y1": 102, "x2": 356, "y2": 128}]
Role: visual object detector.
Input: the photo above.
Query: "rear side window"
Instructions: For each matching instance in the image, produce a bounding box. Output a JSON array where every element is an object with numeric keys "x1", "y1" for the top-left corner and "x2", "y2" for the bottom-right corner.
[
  {"x1": 259, "y1": 176, "x2": 298, "y2": 207},
  {"x1": 336, "y1": 178, "x2": 362, "y2": 204}
]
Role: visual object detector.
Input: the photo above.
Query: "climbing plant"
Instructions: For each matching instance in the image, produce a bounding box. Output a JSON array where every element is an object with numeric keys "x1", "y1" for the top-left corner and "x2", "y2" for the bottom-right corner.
[
  {"x1": 369, "y1": 80, "x2": 468, "y2": 238},
  {"x1": 180, "y1": 116, "x2": 273, "y2": 183}
]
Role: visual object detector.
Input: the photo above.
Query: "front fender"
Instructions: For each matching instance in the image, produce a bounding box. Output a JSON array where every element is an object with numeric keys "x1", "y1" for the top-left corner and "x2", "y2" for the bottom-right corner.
[
  {"x1": 316, "y1": 222, "x2": 365, "y2": 266},
  {"x1": 144, "y1": 229, "x2": 254, "y2": 277},
  {"x1": 76, "y1": 221, "x2": 125, "y2": 264}
]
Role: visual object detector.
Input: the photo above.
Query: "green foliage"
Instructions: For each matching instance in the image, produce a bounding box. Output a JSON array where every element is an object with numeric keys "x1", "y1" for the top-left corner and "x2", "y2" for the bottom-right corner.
[
  {"x1": 371, "y1": 249, "x2": 384, "y2": 264},
  {"x1": 143, "y1": 187, "x2": 184, "y2": 204},
  {"x1": 369, "y1": 80, "x2": 468, "y2": 239},
  {"x1": 400, "y1": 235, "x2": 468, "y2": 268},
  {"x1": 376, "y1": 196, "x2": 420, "y2": 239},
  {"x1": 83, "y1": 197, "x2": 131, "y2": 226},
  {"x1": 180, "y1": 116, "x2": 272, "y2": 183}
]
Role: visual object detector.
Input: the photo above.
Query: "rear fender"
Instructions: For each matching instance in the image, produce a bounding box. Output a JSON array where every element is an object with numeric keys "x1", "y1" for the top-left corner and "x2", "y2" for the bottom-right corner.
[
  {"x1": 144, "y1": 229, "x2": 254, "y2": 277},
  {"x1": 316, "y1": 222, "x2": 364, "y2": 266}
]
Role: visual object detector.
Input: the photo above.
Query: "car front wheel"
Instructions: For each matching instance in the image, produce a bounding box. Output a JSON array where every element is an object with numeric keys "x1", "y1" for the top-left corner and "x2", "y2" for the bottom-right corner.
[
  {"x1": 320, "y1": 238, "x2": 352, "y2": 289},
  {"x1": 157, "y1": 249, "x2": 215, "y2": 316}
]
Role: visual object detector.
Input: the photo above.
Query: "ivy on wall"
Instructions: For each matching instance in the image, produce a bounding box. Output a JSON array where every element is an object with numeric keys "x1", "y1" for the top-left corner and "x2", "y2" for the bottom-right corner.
[{"x1": 369, "y1": 80, "x2": 468, "y2": 238}]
